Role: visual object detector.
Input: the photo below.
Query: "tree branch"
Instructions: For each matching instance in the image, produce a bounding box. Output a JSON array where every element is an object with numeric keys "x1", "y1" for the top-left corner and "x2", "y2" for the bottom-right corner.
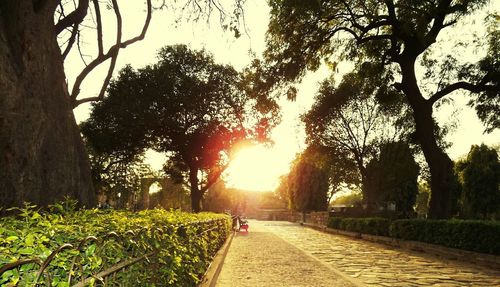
[
  {"x1": 55, "y1": 0, "x2": 89, "y2": 35},
  {"x1": 357, "y1": 34, "x2": 393, "y2": 44},
  {"x1": 72, "y1": 0, "x2": 153, "y2": 108},
  {"x1": 423, "y1": 0, "x2": 453, "y2": 48},
  {"x1": 62, "y1": 23, "x2": 78, "y2": 60},
  {"x1": 199, "y1": 164, "x2": 228, "y2": 194},
  {"x1": 92, "y1": 0, "x2": 103, "y2": 55},
  {"x1": 429, "y1": 81, "x2": 496, "y2": 105}
]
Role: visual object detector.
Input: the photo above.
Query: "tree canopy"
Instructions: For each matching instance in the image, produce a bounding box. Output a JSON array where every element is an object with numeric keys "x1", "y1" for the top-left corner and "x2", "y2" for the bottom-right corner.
[
  {"x1": 365, "y1": 142, "x2": 420, "y2": 217},
  {"x1": 456, "y1": 144, "x2": 500, "y2": 219},
  {"x1": 264, "y1": 0, "x2": 500, "y2": 218},
  {"x1": 283, "y1": 146, "x2": 330, "y2": 212},
  {"x1": 303, "y1": 62, "x2": 412, "y2": 200},
  {"x1": 82, "y1": 45, "x2": 275, "y2": 212}
]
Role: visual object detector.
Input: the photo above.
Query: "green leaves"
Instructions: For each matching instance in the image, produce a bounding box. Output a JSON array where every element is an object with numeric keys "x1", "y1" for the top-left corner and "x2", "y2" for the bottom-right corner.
[
  {"x1": 456, "y1": 144, "x2": 500, "y2": 219},
  {"x1": 365, "y1": 142, "x2": 420, "y2": 217},
  {"x1": 286, "y1": 147, "x2": 329, "y2": 212},
  {"x1": 5, "y1": 235, "x2": 18, "y2": 243},
  {"x1": 0, "y1": 207, "x2": 231, "y2": 286}
]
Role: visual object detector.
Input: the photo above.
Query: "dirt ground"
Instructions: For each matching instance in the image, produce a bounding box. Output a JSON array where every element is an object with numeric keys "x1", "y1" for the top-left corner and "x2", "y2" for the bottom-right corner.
[{"x1": 215, "y1": 220, "x2": 356, "y2": 287}]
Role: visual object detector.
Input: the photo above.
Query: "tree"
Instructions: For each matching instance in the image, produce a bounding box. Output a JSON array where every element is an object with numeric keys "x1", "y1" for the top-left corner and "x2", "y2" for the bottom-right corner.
[
  {"x1": 286, "y1": 147, "x2": 329, "y2": 212},
  {"x1": 82, "y1": 45, "x2": 273, "y2": 212},
  {"x1": 203, "y1": 180, "x2": 234, "y2": 213},
  {"x1": 456, "y1": 144, "x2": 500, "y2": 219},
  {"x1": 265, "y1": 1, "x2": 499, "y2": 218},
  {"x1": 330, "y1": 191, "x2": 362, "y2": 207},
  {"x1": 415, "y1": 181, "x2": 431, "y2": 218},
  {"x1": 365, "y1": 142, "x2": 420, "y2": 217},
  {"x1": 0, "y1": 0, "x2": 245, "y2": 211},
  {"x1": 85, "y1": 139, "x2": 155, "y2": 209},
  {"x1": 275, "y1": 175, "x2": 290, "y2": 206},
  {"x1": 303, "y1": 63, "x2": 411, "y2": 201}
]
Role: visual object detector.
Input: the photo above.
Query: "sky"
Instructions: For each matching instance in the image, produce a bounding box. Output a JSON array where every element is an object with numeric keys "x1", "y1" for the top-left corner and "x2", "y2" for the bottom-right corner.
[{"x1": 69, "y1": 0, "x2": 499, "y2": 192}]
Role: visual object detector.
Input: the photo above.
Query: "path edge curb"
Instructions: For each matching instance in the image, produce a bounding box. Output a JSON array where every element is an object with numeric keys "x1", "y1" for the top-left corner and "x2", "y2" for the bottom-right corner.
[{"x1": 198, "y1": 230, "x2": 235, "y2": 287}]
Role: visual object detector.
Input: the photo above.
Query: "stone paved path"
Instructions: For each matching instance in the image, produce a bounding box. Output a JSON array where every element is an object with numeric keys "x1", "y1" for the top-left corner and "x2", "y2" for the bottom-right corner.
[
  {"x1": 215, "y1": 220, "x2": 356, "y2": 287},
  {"x1": 216, "y1": 220, "x2": 500, "y2": 287}
]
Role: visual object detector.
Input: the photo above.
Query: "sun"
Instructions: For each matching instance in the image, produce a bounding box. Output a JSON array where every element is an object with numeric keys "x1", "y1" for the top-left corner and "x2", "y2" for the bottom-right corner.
[{"x1": 223, "y1": 144, "x2": 291, "y2": 192}]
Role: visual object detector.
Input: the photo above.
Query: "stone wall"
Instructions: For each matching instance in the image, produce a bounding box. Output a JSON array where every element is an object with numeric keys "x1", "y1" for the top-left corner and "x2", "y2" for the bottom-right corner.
[
  {"x1": 305, "y1": 211, "x2": 329, "y2": 226},
  {"x1": 248, "y1": 209, "x2": 329, "y2": 225},
  {"x1": 247, "y1": 209, "x2": 302, "y2": 222}
]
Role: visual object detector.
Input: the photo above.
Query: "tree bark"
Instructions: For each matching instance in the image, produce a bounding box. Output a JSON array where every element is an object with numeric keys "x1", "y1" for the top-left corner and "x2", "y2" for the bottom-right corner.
[
  {"x1": 189, "y1": 167, "x2": 202, "y2": 212},
  {"x1": 399, "y1": 56, "x2": 455, "y2": 219},
  {"x1": 0, "y1": 1, "x2": 95, "y2": 211}
]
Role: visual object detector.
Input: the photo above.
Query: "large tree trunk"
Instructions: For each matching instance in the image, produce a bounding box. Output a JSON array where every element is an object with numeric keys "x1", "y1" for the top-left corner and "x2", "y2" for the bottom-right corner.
[
  {"x1": 412, "y1": 106, "x2": 456, "y2": 219},
  {"x1": 400, "y1": 57, "x2": 456, "y2": 219},
  {"x1": 189, "y1": 167, "x2": 202, "y2": 212},
  {"x1": 0, "y1": 2, "x2": 95, "y2": 211}
]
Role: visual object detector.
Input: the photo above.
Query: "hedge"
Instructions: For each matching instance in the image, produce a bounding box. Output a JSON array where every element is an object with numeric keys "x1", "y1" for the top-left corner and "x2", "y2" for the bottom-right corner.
[
  {"x1": 327, "y1": 217, "x2": 500, "y2": 255},
  {"x1": 0, "y1": 203, "x2": 231, "y2": 286},
  {"x1": 390, "y1": 219, "x2": 500, "y2": 255}
]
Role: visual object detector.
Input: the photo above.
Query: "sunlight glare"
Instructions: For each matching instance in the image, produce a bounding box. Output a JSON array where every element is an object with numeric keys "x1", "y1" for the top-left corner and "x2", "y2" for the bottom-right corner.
[{"x1": 223, "y1": 144, "x2": 292, "y2": 192}]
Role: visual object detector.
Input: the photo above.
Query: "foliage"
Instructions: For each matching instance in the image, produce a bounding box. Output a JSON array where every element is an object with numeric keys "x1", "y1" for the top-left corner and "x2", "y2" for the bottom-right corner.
[
  {"x1": 0, "y1": 203, "x2": 231, "y2": 286},
  {"x1": 203, "y1": 181, "x2": 242, "y2": 213},
  {"x1": 327, "y1": 216, "x2": 500, "y2": 255},
  {"x1": 467, "y1": 13, "x2": 500, "y2": 133},
  {"x1": 330, "y1": 192, "x2": 363, "y2": 207},
  {"x1": 82, "y1": 45, "x2": 277, "y2": 212},
  {"x1": 258, "y1": 191, "x2": 288, "y2": 209},
  {"x1": 275, "y1": 175, "x2": 290, "y2": 207},
  {"x1": 147, "y1": 178, "x2": 192, "y2": 211},
  {"x1": 327, "y1": 217, "x2": 342, "y2": 229},
  {"x1": 415, "y1": 182, "x2": 431, "y2": 218},
  {"x1": 266, "y1": 0, "x2": 498, "y2": 128},
  {"x1": 327, "y1": 217, "x2": 391, "y2": 236},
  {"x1": 303, "y1": 64, "x2": 412, "y2": 200},
  {"x1": 264, "y1": 0, "x2": 500, "y2": 219},
  {"x1": 84, "y1": 139, "x2": 156, "y2": 209},
  {"x1": 287, "y1": 147, "x2": 329, "y2": 211},
  {"x1": 390, "y1": 219, "x2": 500, "y2": 255},
  {"x1": 365, "y1": 142, "x2": 420, "y2": 217},
  {"x1": 456, "y1": 144, "x2": 500, "y2": 219}
]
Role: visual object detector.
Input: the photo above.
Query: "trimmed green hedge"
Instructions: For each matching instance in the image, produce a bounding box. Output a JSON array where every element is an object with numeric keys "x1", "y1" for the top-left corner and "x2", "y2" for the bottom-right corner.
[
  {"x1": 328, "y1": 217, "x2": 391, "y2": 236},
  {"x1": 390, "y1": 219, "x2": 500, "y2": 255},
  {"x1": 327, "y1": 217, "x2": 500, "y2": 255},
  {"x1": 0, "y1": 204, "x2": 231, "y2": 286}
]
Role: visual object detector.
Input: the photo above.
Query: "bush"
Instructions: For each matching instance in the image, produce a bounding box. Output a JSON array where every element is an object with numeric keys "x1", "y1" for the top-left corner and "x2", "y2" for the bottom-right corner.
[
  {"x1": 327, "y1": 217, "x2": 342, "y2": 229},
  {"x1": 390, "y1": 219, "x2": 500, "y2": 255},
  {"x1": 0, "y1": 204, "x2": 231, "y2": 286},
  {"x1": 327, "y1": 216, "x2": 500, "y2": 255},
  {"x1": 327, "y1": 217, "x2": 391, "y2": 236}
]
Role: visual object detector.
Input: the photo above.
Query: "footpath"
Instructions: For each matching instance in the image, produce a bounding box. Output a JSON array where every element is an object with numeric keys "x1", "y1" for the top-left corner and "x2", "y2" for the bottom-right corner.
[
  {"x1": 215, "y1": 220, "x2": 356, "y2": 287},
  {"x1": 215, "y1": 220, "x2": 500, "y2": 287}
]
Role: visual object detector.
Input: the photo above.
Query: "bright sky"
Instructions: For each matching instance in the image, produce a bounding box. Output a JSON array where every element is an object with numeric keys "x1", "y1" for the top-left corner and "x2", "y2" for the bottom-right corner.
[{"x1": 70, "y1": 1, "x2": 499, "y2": 192}]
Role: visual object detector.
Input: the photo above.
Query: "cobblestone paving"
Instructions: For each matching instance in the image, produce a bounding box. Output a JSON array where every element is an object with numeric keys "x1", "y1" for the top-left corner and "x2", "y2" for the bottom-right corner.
[
  {"x1": 216, "y1": 220, "x2": 356, "y2": 287},
  {"x1": 262, "y1": 221, "x2": 500, "y2": 287}
]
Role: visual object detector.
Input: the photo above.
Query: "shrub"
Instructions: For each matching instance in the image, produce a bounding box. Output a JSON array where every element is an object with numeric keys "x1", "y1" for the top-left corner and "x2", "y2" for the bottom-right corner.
[
  {"x1": 0, "y1": 204, "x2": 231, "y2": 286},
  {"x1": 327, "y1": 217, "x2": 342, "y2": 229},
  {"x1": 327, "y1": 216, "x2": 500, "y2": 255},
  {"x1": 390, "y1": 219, "x2": 500, "y2": 255}
]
